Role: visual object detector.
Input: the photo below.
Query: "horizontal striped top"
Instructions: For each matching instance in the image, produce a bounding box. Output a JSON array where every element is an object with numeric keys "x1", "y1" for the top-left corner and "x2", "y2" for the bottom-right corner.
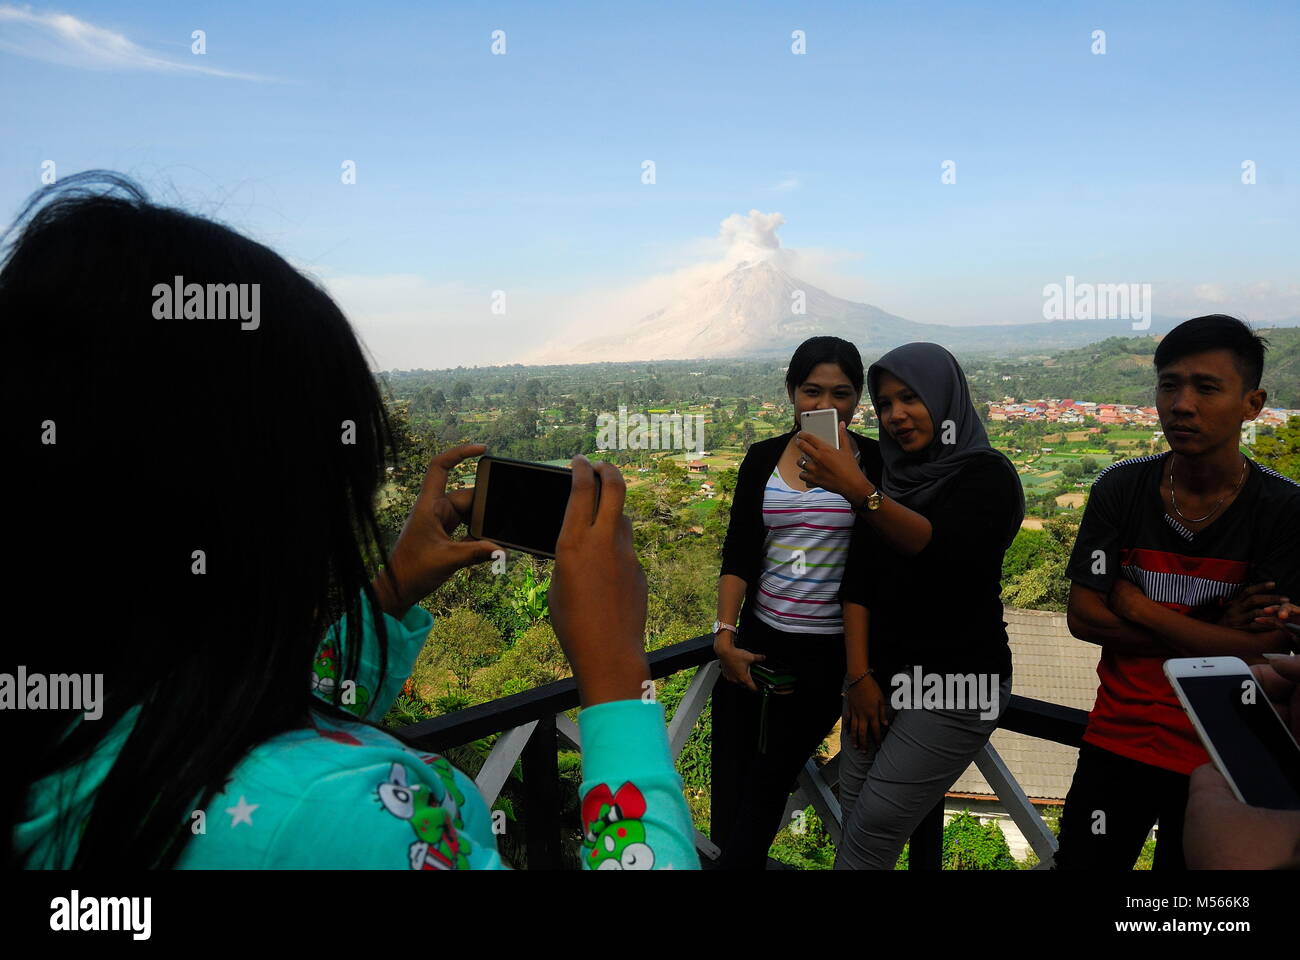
[{"x1": 753, "y1": 457, "x2": 858, "y2": 635}]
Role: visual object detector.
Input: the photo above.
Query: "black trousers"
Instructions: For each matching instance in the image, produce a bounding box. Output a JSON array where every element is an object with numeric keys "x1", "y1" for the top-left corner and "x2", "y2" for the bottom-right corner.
[
  {"x1": 1054, "y1": 741, "x2": 1189, "y2": 870},
  {"x1": 712, "y1": 615, "x2": 846, "y2": 870}
]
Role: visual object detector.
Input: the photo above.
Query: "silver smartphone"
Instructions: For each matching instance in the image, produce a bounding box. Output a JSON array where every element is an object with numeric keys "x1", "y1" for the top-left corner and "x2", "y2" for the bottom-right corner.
[
  {"x1": 1165, "y1": 656, "x2": 1300, "y2": 810},
  {"x1": 799, "y1": 408, "x2": 840, "y2": 449},
  {"x1": 468, "y1": 455, "x2": 599, "y2": 559}
]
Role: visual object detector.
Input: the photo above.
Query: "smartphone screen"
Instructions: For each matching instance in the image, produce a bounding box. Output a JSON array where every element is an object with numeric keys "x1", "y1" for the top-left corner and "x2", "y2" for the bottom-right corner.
[
  {"x1": 474, "y1": 456, "x2": 595, "y2": 558},
  {"x1": 1176, "y1": 674, "x2": 1300, "y2": 810}
]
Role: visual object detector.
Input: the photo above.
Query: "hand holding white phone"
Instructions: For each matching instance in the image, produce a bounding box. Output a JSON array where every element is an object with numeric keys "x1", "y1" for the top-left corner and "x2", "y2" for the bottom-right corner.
[
  {"x1": 799, "y1": 408, "x2": 839, "y2": 449},
  {"x1": 1165, "y1": 656, "x2": 1300, "y2": 810}
]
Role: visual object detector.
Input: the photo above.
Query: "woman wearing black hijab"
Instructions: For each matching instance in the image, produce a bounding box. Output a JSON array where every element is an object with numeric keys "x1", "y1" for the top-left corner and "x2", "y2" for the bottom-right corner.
[{"x1": 793, "y1": 342, "x2": 1025, "y2": 870}]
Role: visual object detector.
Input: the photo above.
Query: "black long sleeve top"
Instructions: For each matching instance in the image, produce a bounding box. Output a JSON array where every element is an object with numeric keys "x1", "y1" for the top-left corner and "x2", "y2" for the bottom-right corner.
[{"x1": 837, "y1": 456, "x2": 1022, "y2": 679}]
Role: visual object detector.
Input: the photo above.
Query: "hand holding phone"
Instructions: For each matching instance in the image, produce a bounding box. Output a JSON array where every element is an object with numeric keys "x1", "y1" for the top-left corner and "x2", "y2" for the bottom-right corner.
[
  {"x1": 795, "y1": 415, "x2": 869, "y2": 504},
  {"x1": 749, "y1": 660, "x2": 797, "y2": 694},
  {"x1": 375, "y1": 443, "x2": 502, "y2": 618},
  {"x1": 1178, "y1": 655, "x2": 1300, "y2": 866},
  {"x1": 799, "y1": 408, "x2": 840, "y2": 449},
  {"x1": 1165, "y1": 656, "x2": 1300, "y2": 810},
  {"x1": 548, "y1": 455, "x2": 650, "y2": 708},
  {"x1": 470, "y1": 455, "x2": 601, "y2": 558}
]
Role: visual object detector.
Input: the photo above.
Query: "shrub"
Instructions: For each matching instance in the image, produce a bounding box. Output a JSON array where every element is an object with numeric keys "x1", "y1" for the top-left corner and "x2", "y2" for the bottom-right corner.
[
  {"x1": 769, "y1": 806, "x2": 837, "y2": 870},
  {"x1": 471, "y1": 621, "x2": 569, "y2": 701},
  {"x1": 411, "y1": 607, "x2": 503, "y2": 695},
  {"x1": 942, "y1": 810, "x2": 1017, "y2": 870}
]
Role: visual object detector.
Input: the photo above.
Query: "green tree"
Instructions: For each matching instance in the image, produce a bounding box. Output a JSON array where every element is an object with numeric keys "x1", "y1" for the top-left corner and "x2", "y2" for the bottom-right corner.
[
  {"x1": 657, "y1": 456, "x2": 687, "y2": 482},
  {"x1": 715, "y1": 467, "x2": 739, "y2": 499},
  {"x1": 1001, "y1": 515, "x2": 1079, "y2": 612},
  {"x1": 412, "y1": 608, "x2": 503, "y2": 695},
  {"x1": 1254, "y1": 416, "x2": 1300, "y2": 482},
  {"x1": 1002, "y1": 528, "x2": 1050, "y2": 582}
]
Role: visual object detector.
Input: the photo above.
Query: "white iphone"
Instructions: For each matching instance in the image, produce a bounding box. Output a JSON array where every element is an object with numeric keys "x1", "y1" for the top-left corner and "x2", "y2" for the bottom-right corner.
[
  {"x1": 799, "y1": 408, "x2": 840, "y2": 449},
  {"x1": 1164, "y1": 656, "x2": 1300, "y2": 810}
]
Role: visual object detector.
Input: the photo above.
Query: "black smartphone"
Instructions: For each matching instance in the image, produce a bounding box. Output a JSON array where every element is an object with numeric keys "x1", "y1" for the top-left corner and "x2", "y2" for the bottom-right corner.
[
  {"x1": 468, "y1": 455, "x2": 600, "y2": 559},
  {"x1": 750, "y1": 660, "x2": 797, "y2": 693}
]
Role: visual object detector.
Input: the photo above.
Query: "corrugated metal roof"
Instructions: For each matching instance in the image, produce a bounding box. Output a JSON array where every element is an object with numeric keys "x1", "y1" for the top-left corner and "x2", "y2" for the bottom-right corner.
[{"x1": 947, "y1": 607, "x2": 1100, "y2": 802}]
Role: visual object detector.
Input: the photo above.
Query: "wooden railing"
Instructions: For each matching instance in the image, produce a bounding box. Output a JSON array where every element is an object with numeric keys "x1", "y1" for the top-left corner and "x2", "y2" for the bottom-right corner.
[{"x1": 395, "y1": 633, "x2": 1088, "y2": 869}]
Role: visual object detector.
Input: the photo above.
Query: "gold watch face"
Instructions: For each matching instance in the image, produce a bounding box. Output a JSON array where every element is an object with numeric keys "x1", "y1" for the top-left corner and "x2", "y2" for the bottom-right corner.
[{"x1": 866, "y1": 491, "x2": 882, "y2": 510}]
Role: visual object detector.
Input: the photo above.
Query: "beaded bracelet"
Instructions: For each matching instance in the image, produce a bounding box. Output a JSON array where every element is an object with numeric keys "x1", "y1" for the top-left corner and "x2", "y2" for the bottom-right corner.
[{"x1": 842, "y1": 669, "x2": 873, "y2": 695}]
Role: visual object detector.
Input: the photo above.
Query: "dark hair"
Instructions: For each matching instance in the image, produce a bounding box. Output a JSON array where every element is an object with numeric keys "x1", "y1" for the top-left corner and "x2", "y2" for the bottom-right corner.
[
  {"x1": 1153, "y1": 315, "x2": 1269, "y2": 391},
  {"x1": 784, "y1": 336, "x2": 864, "y2": 395},
  {"x1": 3, "y1": 172, "x2": 394, "y2": 868}
]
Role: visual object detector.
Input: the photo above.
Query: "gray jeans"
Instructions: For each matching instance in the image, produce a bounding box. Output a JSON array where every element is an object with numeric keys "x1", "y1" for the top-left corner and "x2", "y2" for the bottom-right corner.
[{"x1": 834, "y1": 672, "x2": 1012, "y2": 870}]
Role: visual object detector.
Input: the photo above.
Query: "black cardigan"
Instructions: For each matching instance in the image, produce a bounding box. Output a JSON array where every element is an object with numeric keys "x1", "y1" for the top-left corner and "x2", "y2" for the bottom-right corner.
[{"x1": 719, "y1": 428, "x2": 884, "y2": 632}]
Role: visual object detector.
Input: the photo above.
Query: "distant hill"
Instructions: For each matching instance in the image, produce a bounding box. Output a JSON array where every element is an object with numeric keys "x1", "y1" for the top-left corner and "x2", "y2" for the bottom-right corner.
[
  {"x1": 385, "y1": 327, "x2": 1300, "y2": 411},
  {"x1": 966, "y1": 328, "x2": 1300, "y2": 408}
]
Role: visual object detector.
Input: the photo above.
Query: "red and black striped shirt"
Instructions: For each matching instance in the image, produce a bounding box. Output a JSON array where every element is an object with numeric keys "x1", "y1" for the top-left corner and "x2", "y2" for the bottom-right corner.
[{"x1": 1066, "y1": 452, "x2": 1300, "y2": 774}]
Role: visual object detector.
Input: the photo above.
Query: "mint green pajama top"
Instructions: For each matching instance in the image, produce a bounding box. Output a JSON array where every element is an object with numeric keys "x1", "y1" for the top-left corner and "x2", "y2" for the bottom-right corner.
[{"x1": 16, "y1": 596, "x2": 699, "y2": 870}]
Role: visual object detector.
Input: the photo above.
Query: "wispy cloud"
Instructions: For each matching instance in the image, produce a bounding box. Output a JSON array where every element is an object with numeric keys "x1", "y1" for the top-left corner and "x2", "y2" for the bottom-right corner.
[
  {"x1": 0, "y1": 5, "x2": 275, "y2": 80},
  {"x1": 768, "y1": 174, "x2": 801, "y2": 192}
]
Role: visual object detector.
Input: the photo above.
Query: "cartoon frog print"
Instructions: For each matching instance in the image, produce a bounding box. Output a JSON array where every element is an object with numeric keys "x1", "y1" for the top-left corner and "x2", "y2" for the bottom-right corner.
[
  {"x1": 581, "y1": 782, "x2": 655, "y2": 870},
  {"x1": 310, "y1": 642, "x2": 371, "y2": 717},
  {"x1": 377, "y1": 761, "x2": 471, "y2": 870}
]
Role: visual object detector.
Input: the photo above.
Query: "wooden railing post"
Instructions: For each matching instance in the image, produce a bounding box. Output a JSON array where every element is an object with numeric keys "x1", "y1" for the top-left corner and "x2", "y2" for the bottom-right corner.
[{"x1": 521, "y1": 713, "x2": 562, "y2": 869}]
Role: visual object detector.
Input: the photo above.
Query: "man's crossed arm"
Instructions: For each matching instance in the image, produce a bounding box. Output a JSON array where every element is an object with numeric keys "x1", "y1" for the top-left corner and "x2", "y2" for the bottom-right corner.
[{"x1": 1067, "y1": 579, "x2": 1297, "y2": 661}]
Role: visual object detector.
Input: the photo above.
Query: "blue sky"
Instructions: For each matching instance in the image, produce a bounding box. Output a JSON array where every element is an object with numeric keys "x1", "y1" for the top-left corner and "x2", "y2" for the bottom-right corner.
[{"x1": 2, "y1": 0, "x2": 1297, "y2": 367}]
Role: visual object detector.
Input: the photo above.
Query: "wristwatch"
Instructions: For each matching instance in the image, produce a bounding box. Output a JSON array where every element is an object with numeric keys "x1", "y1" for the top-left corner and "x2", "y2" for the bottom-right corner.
[
  {"x1": 857, "y1": 487, "x2": 884, "y2": 512},
  {"x1": 712, "y1": 620, "x2": 738, "y2": 636}
]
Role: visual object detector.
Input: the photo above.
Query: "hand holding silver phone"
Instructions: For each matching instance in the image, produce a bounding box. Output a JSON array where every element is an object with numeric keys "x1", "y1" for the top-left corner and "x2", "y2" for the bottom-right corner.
[
  {"x1": 469, "y1": 455, "x2": 601, "y2": 559},
  {"x1": 799, "y1": 408, "x2": 839, "y2": 449},
  {"x1": 1165, "y1": 656, "x2": 1300, "y2": 810}
]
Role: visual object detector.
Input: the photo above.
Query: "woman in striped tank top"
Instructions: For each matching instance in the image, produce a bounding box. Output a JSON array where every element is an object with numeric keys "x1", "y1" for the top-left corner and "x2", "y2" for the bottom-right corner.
[{"x1": 711, "y1": 336, "x2": 883, "y2": 869}]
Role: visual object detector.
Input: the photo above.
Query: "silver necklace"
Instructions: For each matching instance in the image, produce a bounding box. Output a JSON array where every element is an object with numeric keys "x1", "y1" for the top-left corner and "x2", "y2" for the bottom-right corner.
[{"x1": 1169, "y1": 455, "x2": 1247, "y2": 524}]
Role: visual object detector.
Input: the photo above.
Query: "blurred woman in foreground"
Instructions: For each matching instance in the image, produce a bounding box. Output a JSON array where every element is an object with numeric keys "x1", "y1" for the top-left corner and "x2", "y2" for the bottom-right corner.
[{"x1": 4, "y1": 172, "x2": 697, "y2": 870}]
